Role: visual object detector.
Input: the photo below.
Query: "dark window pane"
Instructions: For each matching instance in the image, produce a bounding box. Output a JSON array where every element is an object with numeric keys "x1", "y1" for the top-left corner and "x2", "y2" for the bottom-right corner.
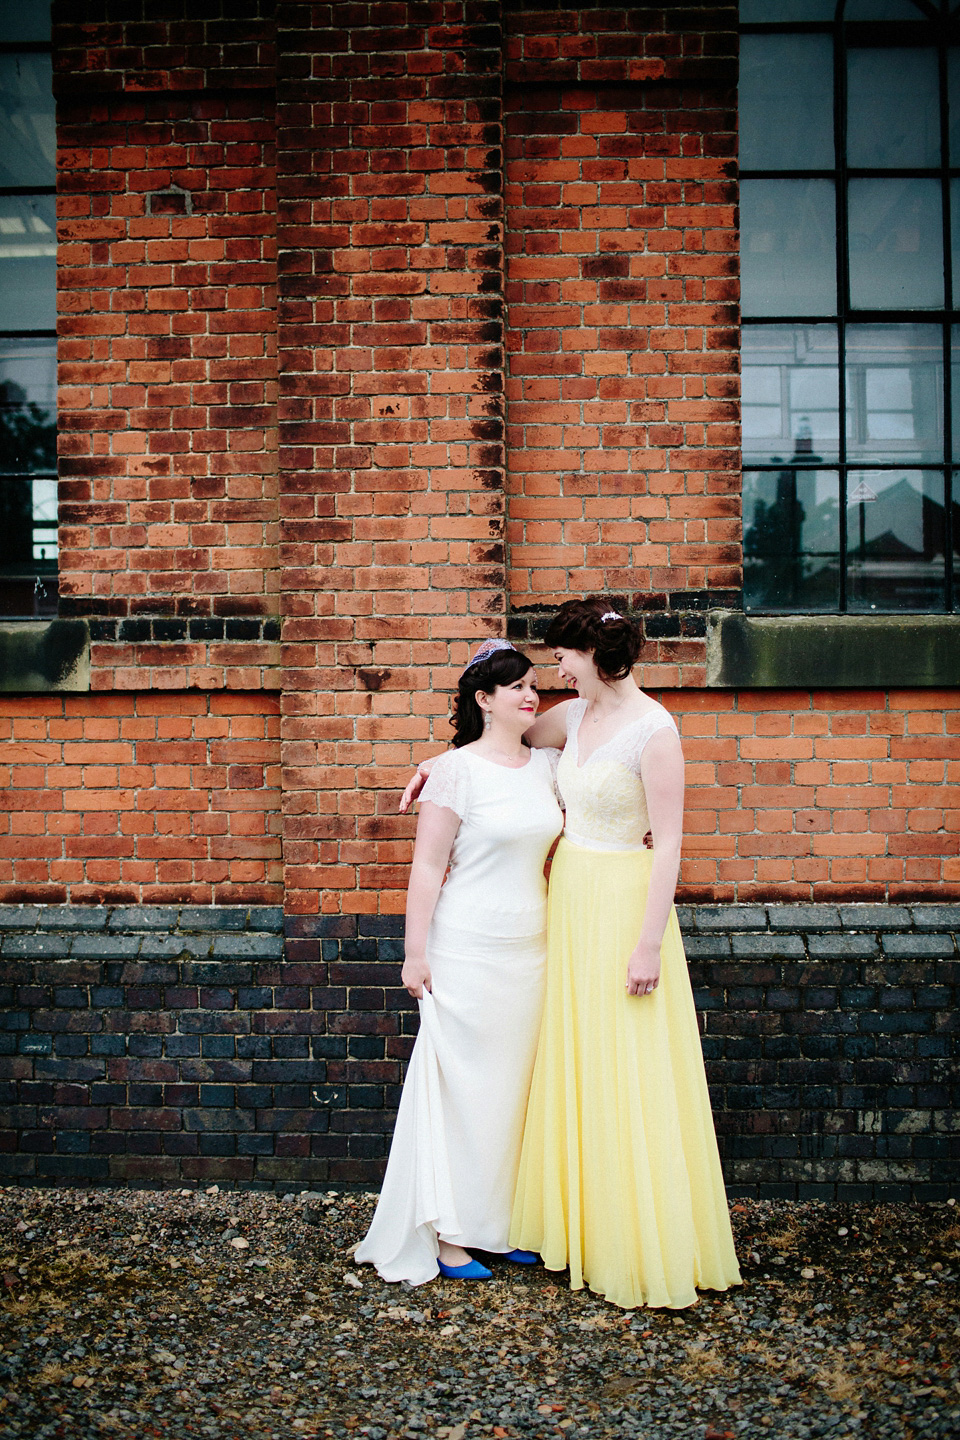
[
  {"x1": 846, "y1": 48, "x2": 939, "y2": 168},
  {"x1": 953, "y1": 476, "x2": 960, "y2": 613},
  {"x1": 0, "y1": 0, "x2": 50, "y2": 43},
  {"x1": 951, "y1": 326, "x2": 960, "y2": 463},
  {"x1": 846, "y1": 324, "x2": 943, "y2": 464},
  {"x1": 846, "y1": 470, "x2": 946, "y2": 611},
  {"x1": 951, "y1": 181, "x2": 960, "y2": 310},
  {"x1": 0, "y1": 475, "x2": 57, "y2": 617},
  {"x1": 740, "y1": 1, "x2": 835, "y2": 15},
  {"x1": 847, "y1": 178, "x2": 943, "y2": 310},
  {"x1": 740, "y1": 35, "x2": 833, "y2": 171},
  {"x1": 742, "y1": 324, "x2": 839, "y2": 466},
  {"x1": 741, "y1": 179, "x2": 837, "y2": 317},
  {"x1": 844, "y1": 0, "x2": 933, "y2": 18},
  {"x1": 743, "y1": 469, "x2": 840, "y2": 611},
  {"x1": 0, "y1": 54, "x2": 54, "y2": 188},
  {"x1": 948, "y1": 49, "x2": 960, "y2": 164},
  {"x1": 0, "y1": 336, "x2": 55, "y2": 473},
  {"x1": 0, "y1": 193, "x2": 55, "y2": 330}
]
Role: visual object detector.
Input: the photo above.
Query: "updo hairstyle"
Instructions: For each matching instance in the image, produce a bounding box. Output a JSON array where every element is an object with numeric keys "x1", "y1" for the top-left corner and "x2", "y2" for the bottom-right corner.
[
  {"x1": 451, "y1": 646, "x2": 534, "y2": 747},
  {"x1": 544, "y1": 597, "x2": 642, "y2": 682}
]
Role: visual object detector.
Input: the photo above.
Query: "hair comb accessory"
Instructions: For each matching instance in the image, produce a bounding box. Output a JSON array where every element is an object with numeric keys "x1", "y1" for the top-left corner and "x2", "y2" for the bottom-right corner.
[
  {"x1": 460, "y1": 638, "x2": 516, "y2": 677},
  {"x1": 601, "y1": 611, "x2": 619, "y2": 622}
]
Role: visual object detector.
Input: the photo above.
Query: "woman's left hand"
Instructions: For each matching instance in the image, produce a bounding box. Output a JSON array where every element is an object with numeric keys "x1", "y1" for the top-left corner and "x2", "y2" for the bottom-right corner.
[{"x1": 626, "y1": 941, "x2": 661, "y2": 997}]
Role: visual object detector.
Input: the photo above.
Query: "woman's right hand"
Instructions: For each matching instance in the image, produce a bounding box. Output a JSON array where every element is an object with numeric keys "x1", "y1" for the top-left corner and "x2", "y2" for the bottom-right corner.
[
  {"x1": 401, "y1": 954, "x2": 432, "y2": 999},
  {"x1": 399, "y1": 755, "x2": 438, "y2": 814}
]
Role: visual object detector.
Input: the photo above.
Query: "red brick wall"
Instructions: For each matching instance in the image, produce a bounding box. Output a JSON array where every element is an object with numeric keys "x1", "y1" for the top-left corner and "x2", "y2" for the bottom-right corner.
[
  {"x1": 276, "y1": 2, "x2": 507, "y2": 915},
  {"x1": 0, "y1": 4, "x2": 953, "y2": 911},
  {"x1": 0, "y1": 694, "x2": 281, "y2": 905},
  {"x1": 669, "y1": 688, "x2": 960, "y2": 901},
  {"x1": 54, "y1": 2, "x2": 280, "y2": 690},
  {"x1": 504, "y1": 5, "x2": 739, "y2": 685}
]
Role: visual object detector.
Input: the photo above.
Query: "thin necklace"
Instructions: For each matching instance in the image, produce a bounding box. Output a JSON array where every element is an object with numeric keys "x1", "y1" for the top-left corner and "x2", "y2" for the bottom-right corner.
[{"x1": 587, "y1": 693, "x2": 628, "y2": 724}]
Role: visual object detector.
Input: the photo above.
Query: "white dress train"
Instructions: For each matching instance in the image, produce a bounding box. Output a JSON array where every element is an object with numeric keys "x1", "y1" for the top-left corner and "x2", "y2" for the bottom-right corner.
[{"x1": 355, "y1": 746, "x2": 563, "y2": 1286}]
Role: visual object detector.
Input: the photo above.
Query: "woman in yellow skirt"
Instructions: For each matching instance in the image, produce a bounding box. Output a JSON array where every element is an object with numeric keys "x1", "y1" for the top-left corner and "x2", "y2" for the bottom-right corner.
[
  {"x1": 402, "y1": 598, "x2": 740, "y2": 1310},
  {"x1": 508, "y1": 597, "x2": 741, "y2": 1310}
]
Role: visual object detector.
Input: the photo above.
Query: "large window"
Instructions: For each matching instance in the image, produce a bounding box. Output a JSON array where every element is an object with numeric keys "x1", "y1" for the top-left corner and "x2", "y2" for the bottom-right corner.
[
  {"x1": 740, "y1": 0, "x2": 960, "y2": 613},
  {"x1": 0, "y1": 1, "x2": 55, "y2": 618}
]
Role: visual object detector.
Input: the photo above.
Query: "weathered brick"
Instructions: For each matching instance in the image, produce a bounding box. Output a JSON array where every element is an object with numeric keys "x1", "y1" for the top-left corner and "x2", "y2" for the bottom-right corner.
[
  {"x1": 808, "y1": 935, "x2": 879, "y2": 959},
  {"x1": 882, "y1": 934, "x2": 957, "y2": 959}
]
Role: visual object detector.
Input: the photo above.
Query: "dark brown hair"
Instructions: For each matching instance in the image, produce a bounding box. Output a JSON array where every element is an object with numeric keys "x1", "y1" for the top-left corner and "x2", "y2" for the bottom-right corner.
[
  {"x1": 451, "y1": 646, "x2": 534, "y2": 747},
  {"x1": 544, "y1": 598, "x2": 642, "y2": 682}
]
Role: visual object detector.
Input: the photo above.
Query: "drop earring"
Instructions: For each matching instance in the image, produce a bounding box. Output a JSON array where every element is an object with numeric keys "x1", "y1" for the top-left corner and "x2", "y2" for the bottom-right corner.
[{"x1": 483, "y1": 711, "x2": 492, "y2": 731}]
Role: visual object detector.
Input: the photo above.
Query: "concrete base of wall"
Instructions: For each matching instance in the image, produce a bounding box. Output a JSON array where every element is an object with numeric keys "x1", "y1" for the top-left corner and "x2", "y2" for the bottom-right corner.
[{"x1": 0, "y1": 904, "x2": 956, "y2": 1198}]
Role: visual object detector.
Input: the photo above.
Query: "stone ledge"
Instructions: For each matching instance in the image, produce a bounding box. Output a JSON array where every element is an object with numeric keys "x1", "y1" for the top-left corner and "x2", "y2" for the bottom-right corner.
[
  {"x1": 0, "y1": 905, "x2": 283, "y2": 935},
  {"x1": 706, "y1": 611, "x2": 960, "y2": 688},
  {"x1": 0, "y1": 620, "x2": 89, "y2": 692}
]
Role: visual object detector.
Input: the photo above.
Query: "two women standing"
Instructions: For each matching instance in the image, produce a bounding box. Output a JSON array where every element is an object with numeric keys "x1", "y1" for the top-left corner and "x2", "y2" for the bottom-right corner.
[{"x1": 356, "y1": 598, "x2": 741, "y2": 1310}]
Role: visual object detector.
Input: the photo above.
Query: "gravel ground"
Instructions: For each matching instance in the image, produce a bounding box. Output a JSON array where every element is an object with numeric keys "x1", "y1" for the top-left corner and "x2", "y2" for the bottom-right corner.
[{"x1": 0, "y1": 1188, "x2": 957, "y2": 1440}]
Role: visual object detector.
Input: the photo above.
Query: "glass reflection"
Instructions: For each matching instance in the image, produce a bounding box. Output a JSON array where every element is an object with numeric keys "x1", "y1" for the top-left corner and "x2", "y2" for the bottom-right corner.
[
  {"x1": 949, "y1": 50, "x2": 960, "y2": 164},
  {"x1": 847, "y1": 178, "x2": 943, "y2": 310},
  {"x1": 0, "y1": 338, "x2": 56, "y2": 474},
  {"x1": 742, "y1": 325, "x2": 839, "y2": 466},
  {"x1": 0, "y1": 194, "x2": 55, "y2": 330},
  {"x1": 0, "y1": 477, "x2": 57, "y2": 617},
  {"x1": 845, "y1": 324, "x2": 943, "y2": 464},
  {"x1": 0, "y1": 1, "x2": 51, "y2": 44},
  {"x1": 951, "y1": 327, "x2": 960, "y2": 464},
  {"x1": 843, "y1": 1, "x2": 935, "y2": 20},
  {"x1": 846, "y1": 49, "x2": 939, "y2": 169},
  {"x1": 744, "y1": 469, "x2": 840, "y2": 612},
  {"x1": 740, "y1": 1, "x2": 835, "y2": 16},
  {"x1": 846, "y1": 470, "x2": 946, "y2": 611},
  {"x1": 741, "y1": 179, "x2": 837, "y2": 317},
  {"x1": 739, "y1": 35, "x2": 833, "y2": 171},
  {"x1": 0, "y1": 54, "x2": 54, "y2": 189}
]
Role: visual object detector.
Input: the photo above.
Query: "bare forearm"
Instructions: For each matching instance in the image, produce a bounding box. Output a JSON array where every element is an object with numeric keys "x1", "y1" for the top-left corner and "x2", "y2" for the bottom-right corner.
[
  {"x1": 404, "y1": 860, "x2": 446, "y2": 958},
  {"x1": 637, "y1": 841, "x2": 681, "y2": 950}
]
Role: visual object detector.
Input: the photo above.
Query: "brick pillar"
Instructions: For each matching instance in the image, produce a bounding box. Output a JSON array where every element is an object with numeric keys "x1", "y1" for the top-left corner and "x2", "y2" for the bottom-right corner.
[{"x1": 277, "y1": 4, "x2": 506, "y2": 918}]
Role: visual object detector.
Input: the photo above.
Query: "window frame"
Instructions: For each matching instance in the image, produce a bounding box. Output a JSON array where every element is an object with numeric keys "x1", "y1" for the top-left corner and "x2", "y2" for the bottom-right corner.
[
  {"x1": 740, "y1": 0, "x2": 958, "y2": 614},
  {"x1": 0, "y1": 29, "x2": 56, "y2": 620}
]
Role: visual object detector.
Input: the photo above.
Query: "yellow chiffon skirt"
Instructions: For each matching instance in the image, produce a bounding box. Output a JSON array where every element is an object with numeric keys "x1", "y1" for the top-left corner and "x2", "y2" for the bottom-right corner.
[{"x1": 510, "y1": 839, "x2": 742, "y2": 1310}]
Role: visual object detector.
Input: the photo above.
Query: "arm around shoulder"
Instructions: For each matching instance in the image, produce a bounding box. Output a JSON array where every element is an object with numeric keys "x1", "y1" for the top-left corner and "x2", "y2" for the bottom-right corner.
[{"x1": 525, "y1": 698, "x2": 573, "y2": 750}]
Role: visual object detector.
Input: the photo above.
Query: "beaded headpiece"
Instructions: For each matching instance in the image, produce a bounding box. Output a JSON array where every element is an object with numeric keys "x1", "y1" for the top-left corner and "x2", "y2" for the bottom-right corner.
[
  {"x1": 460, "y1": 638, "x2": 517, "y2": 677},
  {"x1": 601, "y1": 611, "x2": 619, "y2": 622}
]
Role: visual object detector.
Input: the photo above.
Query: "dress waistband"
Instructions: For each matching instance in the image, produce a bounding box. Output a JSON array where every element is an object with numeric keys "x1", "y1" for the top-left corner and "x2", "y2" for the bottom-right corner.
[{"x1": 562, "y1": 832, "x2": 653, "y2": 855}]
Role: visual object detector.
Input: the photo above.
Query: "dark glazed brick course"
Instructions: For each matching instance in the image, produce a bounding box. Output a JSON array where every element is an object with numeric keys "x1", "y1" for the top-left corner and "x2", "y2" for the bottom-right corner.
[{"x1": 0, "y1": 905, "x2": 957, "y2": 1195}]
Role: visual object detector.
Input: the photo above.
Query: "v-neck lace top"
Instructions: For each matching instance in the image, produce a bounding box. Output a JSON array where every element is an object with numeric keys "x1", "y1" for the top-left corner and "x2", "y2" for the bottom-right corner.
[{"x1": 556, "y1": 697, "x2": 679, "y2": 852}]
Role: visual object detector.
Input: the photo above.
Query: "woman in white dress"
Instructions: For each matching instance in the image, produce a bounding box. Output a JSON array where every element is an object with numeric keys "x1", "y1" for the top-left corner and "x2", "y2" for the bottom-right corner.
[{"x1": 355, "y1": 639, "x2": 564, "y2": 1285}]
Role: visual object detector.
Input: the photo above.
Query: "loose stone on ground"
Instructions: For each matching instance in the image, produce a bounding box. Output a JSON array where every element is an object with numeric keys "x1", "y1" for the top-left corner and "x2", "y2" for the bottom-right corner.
[{"x1": 0, "y1": 1188, "x2": 957, "y2": 1439}]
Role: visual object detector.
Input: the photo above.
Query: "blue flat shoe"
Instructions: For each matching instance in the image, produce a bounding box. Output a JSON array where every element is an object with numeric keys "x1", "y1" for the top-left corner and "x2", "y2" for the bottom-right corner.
[
  {"x1": 437, "y1": 1257, "x2": 492, "y2": 1280},
  {"x1": 503, "y1": 1249, "x2": 539, "y2": 1265}
]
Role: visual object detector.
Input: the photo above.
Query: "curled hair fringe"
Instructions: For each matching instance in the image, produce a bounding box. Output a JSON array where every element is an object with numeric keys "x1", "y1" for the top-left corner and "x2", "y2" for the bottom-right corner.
[{"x1": 544, "y1": 597, "x2": 642, "y2": 681}]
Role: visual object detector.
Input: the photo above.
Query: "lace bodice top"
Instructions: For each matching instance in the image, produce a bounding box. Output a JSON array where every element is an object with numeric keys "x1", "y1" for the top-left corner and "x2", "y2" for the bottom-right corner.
[
  {"x1": 556, "y1": 697, "x2": 679, "y2": 852},
  {"x1": 419, "y1": 746, "x2": 564, "y2": 940}
]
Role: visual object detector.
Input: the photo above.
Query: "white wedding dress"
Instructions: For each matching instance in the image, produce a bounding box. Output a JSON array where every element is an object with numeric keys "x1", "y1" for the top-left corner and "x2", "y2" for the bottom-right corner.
[{"x1": 355, "y1": 745, "x2": 564, "y2": 1285}]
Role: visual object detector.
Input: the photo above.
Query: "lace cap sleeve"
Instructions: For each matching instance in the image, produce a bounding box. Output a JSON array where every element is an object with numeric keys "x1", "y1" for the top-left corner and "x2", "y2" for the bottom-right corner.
[
  {"x1": 625, "y1": 709, "x2": 679, "y2": 773},
  {"x1": 419, "y1": 749, "x2": 469, "y2": 820}
]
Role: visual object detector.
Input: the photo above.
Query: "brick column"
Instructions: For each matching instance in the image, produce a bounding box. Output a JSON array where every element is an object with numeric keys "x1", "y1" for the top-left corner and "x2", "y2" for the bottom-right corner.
[{"x1": 276, "y1": 3, "x2": 506, "y2": 919}]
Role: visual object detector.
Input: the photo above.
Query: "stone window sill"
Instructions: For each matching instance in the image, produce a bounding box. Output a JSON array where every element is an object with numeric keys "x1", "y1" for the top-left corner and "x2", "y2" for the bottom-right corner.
[
  {"x1": 0, "y1": 620, "x2": 90, "y2": 692},
  {"x1": 706, "y1": 612, "x2": 960, "y2": 688}
]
